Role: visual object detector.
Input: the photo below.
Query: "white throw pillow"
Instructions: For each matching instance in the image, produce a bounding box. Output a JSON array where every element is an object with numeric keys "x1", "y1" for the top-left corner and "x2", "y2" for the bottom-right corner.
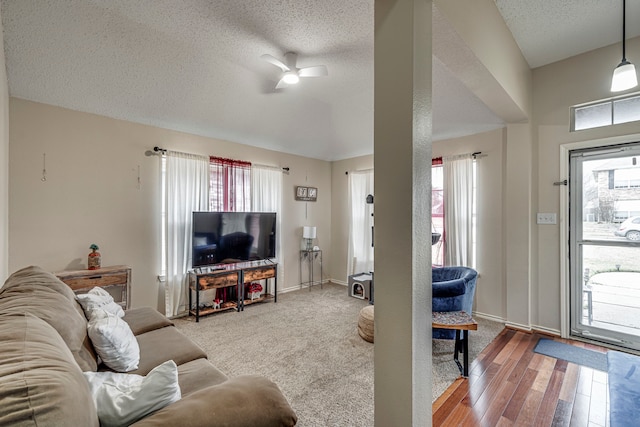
[
  {"x1": 87, "y1": 309, "x2": 139, "y2": 372},
  {"x1": 83, "y1": 360, "x2": 181, "y2": 427},
  {"x1": 76, "y1": 287, "x2": 125, "y2": 319}
]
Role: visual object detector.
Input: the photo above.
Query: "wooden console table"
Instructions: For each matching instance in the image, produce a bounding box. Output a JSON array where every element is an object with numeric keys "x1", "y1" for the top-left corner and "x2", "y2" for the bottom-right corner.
[
  {"x1": 189, "y1": 261, "x2": 277, "y2": 322},
  {"x1": 55, "y1": 265, "x2": 131, "y2": 309},
  {"x1": 432, "y1": 311, "x2": 478, "y2": 377}
]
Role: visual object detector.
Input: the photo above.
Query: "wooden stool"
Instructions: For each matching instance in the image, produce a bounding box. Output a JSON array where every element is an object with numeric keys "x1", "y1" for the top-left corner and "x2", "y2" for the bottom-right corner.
[
  {"x1": 432, "y1": 311, "x2": 477, "y2": 377},
  {"x1": 358, "y1": 305, "x2": 374, "y2": 343}
]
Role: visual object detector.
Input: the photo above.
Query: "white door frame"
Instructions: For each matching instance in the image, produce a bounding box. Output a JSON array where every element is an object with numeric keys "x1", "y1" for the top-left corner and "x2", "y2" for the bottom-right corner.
[{"x1": 559, "y1": 132, "x2": 640, "y2": 338}]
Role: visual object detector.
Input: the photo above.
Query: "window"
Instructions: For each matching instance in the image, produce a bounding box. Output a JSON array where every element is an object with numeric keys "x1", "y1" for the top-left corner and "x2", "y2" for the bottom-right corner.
[
  {"x1": 614, "y1": 168, "x2": 640, "y2": 189},
  {"x1": 572, "y1": 93, "x2": 640, "y2": 131},
  {"x1": 209, "y1": 157, "x2": 251, "y2": 211},
  {"x1": 431, "y1": 156, "x2": 477, "y2": 268},
  {"x1": 432, "y1": 160, "x2": 444, "y2": 266}
]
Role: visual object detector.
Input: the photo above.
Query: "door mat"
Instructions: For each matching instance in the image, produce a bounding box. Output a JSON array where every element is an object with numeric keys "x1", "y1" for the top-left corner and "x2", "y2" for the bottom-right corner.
[
  {"x1": 608, "y1": 350, "x2": 640, "y2": 427},
  {"x1": 533, "y1": 338, "x2": 608, "y2": 371}
]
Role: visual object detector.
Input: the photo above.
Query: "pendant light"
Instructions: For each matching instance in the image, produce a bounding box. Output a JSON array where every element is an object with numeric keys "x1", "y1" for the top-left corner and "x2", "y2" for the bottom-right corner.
[{"x1": 612, "y1": 0, "x2": 638, "y2": 92}]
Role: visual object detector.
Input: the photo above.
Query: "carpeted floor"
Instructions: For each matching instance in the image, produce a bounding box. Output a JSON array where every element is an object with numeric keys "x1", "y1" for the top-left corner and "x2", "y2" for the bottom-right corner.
[{"x1": 174, "y1": 282, "x2": 503, "y2": 426}]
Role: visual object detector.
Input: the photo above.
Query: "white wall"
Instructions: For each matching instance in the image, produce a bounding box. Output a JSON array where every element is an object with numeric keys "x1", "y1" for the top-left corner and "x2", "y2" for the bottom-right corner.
[
  {"x1": 8, "y1": 98, "x2": 332, "y2": 309},
  {"x1": 0, "y1": 7, "x2": 9, "y2": 283}
]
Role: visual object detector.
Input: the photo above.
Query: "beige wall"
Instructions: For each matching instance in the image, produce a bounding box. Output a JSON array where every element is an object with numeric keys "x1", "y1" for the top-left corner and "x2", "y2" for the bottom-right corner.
[
  {"x1": 433, "y1": 128, "x2": 506, "y2": 320},
  {"x1": 329, "y1": 154, "x2": 373, "y2": 283},
  {"x1": 0, "y1": 7, "x2": 8, "y2": 283},
  {"x1": 329, "y1": 129, "x2": 506, "y2": 322},
  {"x1": 531, "y1": 37, "x2": 640, "y2": 333},
  {"x1": 434, "y1": 0, "x2": 531, "y2": 123},
  {"x1": 8, "y1": 98, "x2": 332, "y2": 310}
]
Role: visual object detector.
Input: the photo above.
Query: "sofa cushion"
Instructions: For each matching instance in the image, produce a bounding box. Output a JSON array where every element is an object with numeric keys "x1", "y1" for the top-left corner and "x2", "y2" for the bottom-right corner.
[
  {"x1": 130, "y1": 375, "x2": 297, "y2": 427},
  {"x1": 104, "y1": 326, "x2": 207, "y2": 376},
  {"x1": 123, "y1": 306, "x2": 174, "y2": 336},
  {"x1": 0, "y1": 265, "x2": 98, "y2": 371},
  {"x1": 0, "y1": 313, "x2": 99, "y2": 426},
  {"x1": 83, "y1": 360, "x2": 181, "y2": 427},
  {"x1": 176, "y1": 358, "x2": 228, "y2": 397},
  {"x1": 88, "y1": 309, "x2": 140, "y2": 372}
]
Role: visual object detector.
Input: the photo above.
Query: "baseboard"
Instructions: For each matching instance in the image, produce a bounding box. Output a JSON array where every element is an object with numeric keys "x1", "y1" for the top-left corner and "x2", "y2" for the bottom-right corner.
[
  {"x1": 279, "y1": 279, "x2": 338, "y2": 294},
  {"x1": 504, "y1": 321, "x2": 532, "y2": 332},
  {"x1": 472, "y1": 311, "x2": 505, "y2": 323},
  {"x1": 471, "y1": 313, "x2": 561, "y2": 337},
  {"x1": 530, "y1": 325, "x2": 561, "y2": 337}
]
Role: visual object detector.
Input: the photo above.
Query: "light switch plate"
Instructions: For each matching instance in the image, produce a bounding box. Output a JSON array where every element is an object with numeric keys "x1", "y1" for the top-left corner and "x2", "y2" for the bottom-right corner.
[{"x1": 537, "y1": 213, "x2": 557, "y2": 225}]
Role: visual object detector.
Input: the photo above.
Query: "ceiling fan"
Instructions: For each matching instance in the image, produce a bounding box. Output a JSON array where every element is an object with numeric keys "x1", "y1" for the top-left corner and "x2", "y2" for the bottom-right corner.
[{"x1": 261, "y1": 52, "x2": 328, "y2": 89}]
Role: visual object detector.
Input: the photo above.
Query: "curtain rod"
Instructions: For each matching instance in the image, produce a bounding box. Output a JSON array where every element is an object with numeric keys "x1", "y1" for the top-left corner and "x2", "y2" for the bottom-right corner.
[
  {"x1": 345, "y1": 168, "x2": 374, "y2": 175},
  {"x1": 437, "y1": 151, "x2": 487, "y2": 161},
  {"x1": 254, "y1": 163, "x2": 291, "y2": 174},
  {"x1": 150, "y1": 147, "x2": 290, "y2": 173}
]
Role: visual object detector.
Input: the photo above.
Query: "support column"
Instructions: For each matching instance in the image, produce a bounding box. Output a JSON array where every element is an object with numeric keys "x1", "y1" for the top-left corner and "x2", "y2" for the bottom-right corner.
[{"x1": 374, "y1": 0, "x2": 432, "y2": 425}]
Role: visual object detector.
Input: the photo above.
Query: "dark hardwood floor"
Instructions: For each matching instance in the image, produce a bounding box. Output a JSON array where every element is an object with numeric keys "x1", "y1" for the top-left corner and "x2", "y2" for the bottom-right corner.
[{"x1": 432, "y1": 328, "x2": 610, "y2": 427}]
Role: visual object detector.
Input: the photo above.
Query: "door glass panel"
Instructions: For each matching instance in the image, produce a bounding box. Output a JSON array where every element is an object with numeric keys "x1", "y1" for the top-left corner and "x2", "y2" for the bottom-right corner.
[
  {"x1": 582, "y1": 245, "x2": 640, "y2": 336},
  {"x1": 571, "y1": 145, "x2": 640, "y2": 350}
]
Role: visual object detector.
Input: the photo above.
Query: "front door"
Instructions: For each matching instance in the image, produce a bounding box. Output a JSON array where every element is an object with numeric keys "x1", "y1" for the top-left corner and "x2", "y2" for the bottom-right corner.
[{"x1": 570, "y1": 143, "x2": 640, "y2": 350}]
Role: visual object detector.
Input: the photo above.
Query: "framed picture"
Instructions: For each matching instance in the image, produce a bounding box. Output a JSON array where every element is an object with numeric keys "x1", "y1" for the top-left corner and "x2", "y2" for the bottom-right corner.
[
  {"x1": 307, "y1": 187, "x2": 317, "y2": 200},
  {"x1": 295, "y1": 186, "x2": 318, "y2": 201},
  {"x1": 296, "y1": 186, "x2": 308, "y2": 199}
]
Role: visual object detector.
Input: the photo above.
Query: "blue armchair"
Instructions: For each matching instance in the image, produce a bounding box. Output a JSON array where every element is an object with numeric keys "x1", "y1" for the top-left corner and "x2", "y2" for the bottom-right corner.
[{"x1": 432, "y1": 266, "x2": 478, "y2": 339}]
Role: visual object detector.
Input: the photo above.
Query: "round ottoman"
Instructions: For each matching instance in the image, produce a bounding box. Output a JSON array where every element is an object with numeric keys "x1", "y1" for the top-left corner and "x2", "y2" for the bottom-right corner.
[{"x1": 358, "y1": 305, "x2": 374, "y2": 343}]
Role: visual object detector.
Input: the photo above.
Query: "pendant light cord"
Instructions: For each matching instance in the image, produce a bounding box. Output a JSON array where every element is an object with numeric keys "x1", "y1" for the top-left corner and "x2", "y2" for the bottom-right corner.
[{"x1": 623, "y1": 0, "x2": 628, "y2": 62}]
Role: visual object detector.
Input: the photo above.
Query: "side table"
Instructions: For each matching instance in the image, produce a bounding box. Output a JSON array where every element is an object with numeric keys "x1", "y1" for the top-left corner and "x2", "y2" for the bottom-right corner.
[
  {"x1": 299, "y1": 249, "x2": 322, "y2": 290},
  {"x1": 432, "y1": 311, "x2": 478, "y2": 377}
]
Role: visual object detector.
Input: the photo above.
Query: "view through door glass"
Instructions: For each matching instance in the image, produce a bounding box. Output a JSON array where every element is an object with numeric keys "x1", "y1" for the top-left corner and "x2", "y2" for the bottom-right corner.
[{"x1": 570, "y1": 143, "x2": 640, "y2": 350}]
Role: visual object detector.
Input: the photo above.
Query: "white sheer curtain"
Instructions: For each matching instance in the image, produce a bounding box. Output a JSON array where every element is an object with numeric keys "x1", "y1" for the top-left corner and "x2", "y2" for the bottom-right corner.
[
  {"x1": 443, "y1": 154, "x2": 474, "y2": 266},
  {"x1": 348, "y1": 170, "x2": 374, "y2": 276},
  {"x1": 251, "y1": 165, "x2": 283, "y2": 282},
  {"x1": 164, "y1": 151, "x2": 209, "y2": 317}
]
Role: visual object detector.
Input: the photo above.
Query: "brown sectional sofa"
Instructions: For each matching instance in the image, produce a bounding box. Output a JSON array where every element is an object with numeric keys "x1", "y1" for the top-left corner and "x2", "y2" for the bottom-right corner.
[{"x1": 0, "y1": 266, "x2": 297, "y2": 426}]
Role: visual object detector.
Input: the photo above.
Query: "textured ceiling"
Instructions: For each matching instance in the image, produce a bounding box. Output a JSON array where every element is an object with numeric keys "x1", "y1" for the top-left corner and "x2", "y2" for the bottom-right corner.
[
  {"x1": 0, "y1": 1, "x2": 630, "y2": 161},
  {"x1": 495, "y1": 0, "x2": 640, "y2": 68}
]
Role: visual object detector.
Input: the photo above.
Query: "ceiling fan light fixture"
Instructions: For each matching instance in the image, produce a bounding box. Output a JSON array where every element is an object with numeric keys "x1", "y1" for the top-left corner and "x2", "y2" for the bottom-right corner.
[
  {"x1": 282, "y1": 71, "x2": 300, "y2": 85},
  {"x1": 612, "y1": 60, "x2": 638, "y2": 92},
  {"x1": 611, "y1": 0, "x2": 638, "y2": 92}
]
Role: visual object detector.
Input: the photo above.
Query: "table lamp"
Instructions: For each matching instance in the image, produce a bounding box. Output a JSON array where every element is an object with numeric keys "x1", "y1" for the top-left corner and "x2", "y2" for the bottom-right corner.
[{"x1": 303, "y1": 226, "x2": 317, "y2": 251}]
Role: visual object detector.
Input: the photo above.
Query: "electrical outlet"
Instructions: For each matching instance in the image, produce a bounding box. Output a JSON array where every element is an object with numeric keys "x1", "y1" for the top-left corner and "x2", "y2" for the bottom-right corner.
[{"x1": 537, "y1": 213, "x2": 557, "y2": 225}]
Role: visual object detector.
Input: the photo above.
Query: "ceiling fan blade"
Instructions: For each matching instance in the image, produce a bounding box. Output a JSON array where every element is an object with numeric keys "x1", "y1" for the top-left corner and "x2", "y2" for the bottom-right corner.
[
  {"x1": 261, "y1": 54, "x2": 290, "y2": 72},
  {"x1": 275, "y1": 78, "x2": 288, "y2": 89},
  {"x1": 299, "y1": 65, "x2": 328, "y2": 78}
]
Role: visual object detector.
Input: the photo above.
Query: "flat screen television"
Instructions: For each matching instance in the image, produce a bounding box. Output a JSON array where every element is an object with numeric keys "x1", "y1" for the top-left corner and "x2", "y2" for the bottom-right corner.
[{"x1": 192, "y1": 211, "x2": 276, "y2": 268}]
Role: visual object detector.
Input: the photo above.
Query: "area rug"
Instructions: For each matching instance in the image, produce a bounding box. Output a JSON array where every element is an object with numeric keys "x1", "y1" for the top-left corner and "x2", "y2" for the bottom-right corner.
[
  {"x1": 174, "y1": 283, "x2": 503, "y2": 426},
  {"x1": 534, "y1": 338, "x2": 607, "y2": 371}
]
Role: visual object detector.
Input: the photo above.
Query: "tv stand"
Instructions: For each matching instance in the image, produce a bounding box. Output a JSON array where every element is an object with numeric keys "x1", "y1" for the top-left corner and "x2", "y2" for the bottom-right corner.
[{"x1": 188, "y1": 261, "x2": 277, "y2": 322}]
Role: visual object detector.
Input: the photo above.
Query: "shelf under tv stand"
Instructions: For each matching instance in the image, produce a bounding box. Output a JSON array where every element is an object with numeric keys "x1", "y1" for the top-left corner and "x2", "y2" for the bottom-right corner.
[{"x1": 188, "y1": 260, "x2": 277, "y2": 322}]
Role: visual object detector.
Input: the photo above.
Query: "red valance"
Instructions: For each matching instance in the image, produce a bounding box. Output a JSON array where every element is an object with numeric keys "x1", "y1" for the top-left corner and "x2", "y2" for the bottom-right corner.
[
  {"x1": 210, "y1": 156, "x2": 251, "y2": 168},
  {"x1": 432, "y1": 157, "x2": 443, "y2": 166}
]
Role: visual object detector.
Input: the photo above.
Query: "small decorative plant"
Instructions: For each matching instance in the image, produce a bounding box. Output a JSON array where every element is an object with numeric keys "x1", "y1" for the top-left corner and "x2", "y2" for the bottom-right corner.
[{"x1": 88, "y1": 244, "x2": 101, "y2": 270}]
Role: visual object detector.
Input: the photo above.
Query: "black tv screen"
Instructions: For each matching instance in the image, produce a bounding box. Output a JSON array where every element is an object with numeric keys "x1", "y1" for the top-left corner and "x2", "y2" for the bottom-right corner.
[{"x1": 192, "y1": 212, "x2": 276, "y2": 268}]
